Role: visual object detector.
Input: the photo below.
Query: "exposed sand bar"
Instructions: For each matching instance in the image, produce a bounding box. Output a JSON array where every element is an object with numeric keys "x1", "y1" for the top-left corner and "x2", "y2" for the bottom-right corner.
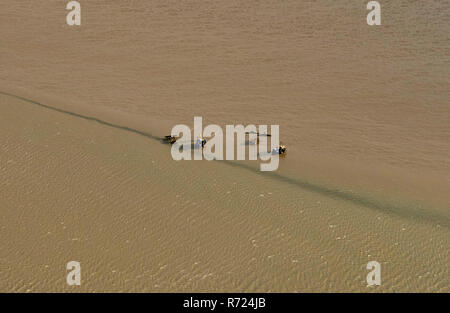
[{"x1": 1, "y1": 93, "x2": 448, "y2": 292}]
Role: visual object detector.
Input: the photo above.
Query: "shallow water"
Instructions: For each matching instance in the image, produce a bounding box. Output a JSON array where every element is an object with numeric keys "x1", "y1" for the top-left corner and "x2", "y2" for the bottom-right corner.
[{"x1": 0, "y1": 0, "x2": 449, "y2": 292}]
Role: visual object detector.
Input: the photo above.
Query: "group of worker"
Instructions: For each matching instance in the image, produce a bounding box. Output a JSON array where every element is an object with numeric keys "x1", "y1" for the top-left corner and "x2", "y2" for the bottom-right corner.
[{"x1": 164, "y1": 135, "x2": 286, "y2": 155}]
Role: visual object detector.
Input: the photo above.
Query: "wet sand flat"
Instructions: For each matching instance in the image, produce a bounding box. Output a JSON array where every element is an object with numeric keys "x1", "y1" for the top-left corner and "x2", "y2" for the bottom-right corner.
[{"x1": 1, "y1": 93, "x2": 448, "y2": 292}]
